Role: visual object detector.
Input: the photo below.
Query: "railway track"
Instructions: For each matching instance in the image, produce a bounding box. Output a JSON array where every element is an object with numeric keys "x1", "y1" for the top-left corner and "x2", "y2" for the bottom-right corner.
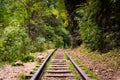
[{"x1": 31, "y1": 49, "x2": 90, "y2": 80}]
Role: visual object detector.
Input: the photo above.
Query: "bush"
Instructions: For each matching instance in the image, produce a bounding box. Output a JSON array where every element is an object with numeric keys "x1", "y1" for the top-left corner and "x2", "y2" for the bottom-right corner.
[
  {"x1": 77, "y1": 0, "x2": 120, "y2": 52},
  {"x1": 34, "y1": 37, "x2": 46, "y2": 52},
  {"x1": 54, "y1": 35, "x2": 64, "y2": 48},
  {"x1": 0, "y1": 39, "x2": 4, "y2": 55},
  {"x1": 20, "y1": 53, "x2": 35, "y2": 62},
  {"x1": 0, "y1": 26, "x2": 30, "y2": 62},
  {"x1": 80, "y1": 19, "x2": 100, "y2": 50},
  {"x1": 54, "y1": 27, "x2": 72, "y2": 48},
  {"x1": 76, "y1": 2, "x2": 101, "y2": 51},
  {"x1": 46, "y1": 41, "x2": 55, "y2": 49}
]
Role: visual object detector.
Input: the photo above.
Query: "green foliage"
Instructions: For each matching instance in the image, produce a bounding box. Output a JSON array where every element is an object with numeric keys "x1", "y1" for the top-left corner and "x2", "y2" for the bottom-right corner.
[
  {"x1": 54, "y1": 35, "x2": 64, "y2": 48},
  {"x1": 20, "y1": 53, "x2": 35, "y2": 62},
  {"x1": 34, "y1": 37, "x2": 46, "y2": 52},
  {"x1": 75, "y1": 0, "x2": 120, "y2": 52},
  {"x1": 54, "y1": 27, "x2": 72, "y2": 48},
  {"x1": 0, "y1": 26, "x2": 30, "y2": 62},
  {"x1": 76, "y1": 1, "x2": 101, "y2": 50},
  {"x1": 80, "y1": 19, "x2": 100, "y2": 50},
  {"x1": 0, "y1": 39, "x2": 4, "y2": 54},
  {"x1": 0, "y1": 0, "x2": 72, "y2": 63},
  {"x1": 46, "y1": 41, "x2": 55, "y2": 49}
]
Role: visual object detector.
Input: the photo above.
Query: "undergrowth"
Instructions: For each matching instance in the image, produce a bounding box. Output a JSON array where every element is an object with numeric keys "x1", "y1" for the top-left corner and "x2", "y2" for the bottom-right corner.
[
  {"x1": 20, "y1": 53, "x2": 37, "y2": 62},
  {"x1": 0, "y1": 53, "x2": 37, "y2": 67},
  {"x1": 76, "y1": 44, "x2": 120, "y2": 68}
]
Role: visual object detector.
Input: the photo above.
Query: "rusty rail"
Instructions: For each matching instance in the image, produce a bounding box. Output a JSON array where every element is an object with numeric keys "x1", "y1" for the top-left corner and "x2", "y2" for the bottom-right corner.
[
  {"x1": 31, "y1": 49, "x2": 57, "y2": 80},
  {"x1": 66, "y1": 53, "x2": 90, "y2": 80}
]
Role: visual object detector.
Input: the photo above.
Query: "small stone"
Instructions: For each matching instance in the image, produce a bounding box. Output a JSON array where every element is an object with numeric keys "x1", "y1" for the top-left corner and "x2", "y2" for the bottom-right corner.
[
  {"x1": 12, "y1": 60, "x2": 24, "y2": 66},
  {"x1": 37, "y1": 56, "x2": 44, "y2": 62},
  {"x1": 108, "y1": 68, "x2": 114, "y2": 72},
  {"x1": 0, "y1": 78, "x2": 3, "y2": 80},
  {"x1": 95, "y1": 69, "x2": 99, "y2": 73}
]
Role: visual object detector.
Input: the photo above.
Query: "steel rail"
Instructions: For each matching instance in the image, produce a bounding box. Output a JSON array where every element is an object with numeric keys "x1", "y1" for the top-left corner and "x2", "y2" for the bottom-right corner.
[
  {"x1": 31, "y1": 49, "x2": 57, "y2": 80},
  {"x1": 66, "y1": 53, "x2": 90, "y2": 80}
]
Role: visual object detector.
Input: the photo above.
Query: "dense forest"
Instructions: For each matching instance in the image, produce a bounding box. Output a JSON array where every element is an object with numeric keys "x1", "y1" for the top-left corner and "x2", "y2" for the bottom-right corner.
[
  {"x1": 0, "y1": 0, "x2": 120, "y2": 63},
  {"x1": 64, "y1": 0, "x2": 120, "y2": 52}
]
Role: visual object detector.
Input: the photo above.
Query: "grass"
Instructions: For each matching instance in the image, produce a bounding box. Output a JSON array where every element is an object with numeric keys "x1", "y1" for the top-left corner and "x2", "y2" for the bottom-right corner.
[
  {"x1": 64, "y1": 51, "x2": 99, "y2": 80},
  {"x1": 20, "y1": 53, "x2": 37, "y2": 62},
  {"x1": 70, "y1": 44, "x2": 120, "y2": 80},
  {"x1": 0, "y1": 52, "x2": 37, "y2": 67},
  {"x1": 0, "y1": 61, "x2": 7, "y2": 67},
  {"x1": 17, "y1": 73, "x2": 26, "y2": 80},
  {"x1": 71, "y1": 54, "x2": 99, "y2": 80},
  {"x1": 75, "y1": 44, "x2": 120, "y2": 68},
  {"x1": 64, "y1": 52, "x2": 80, "y2": 79}
]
